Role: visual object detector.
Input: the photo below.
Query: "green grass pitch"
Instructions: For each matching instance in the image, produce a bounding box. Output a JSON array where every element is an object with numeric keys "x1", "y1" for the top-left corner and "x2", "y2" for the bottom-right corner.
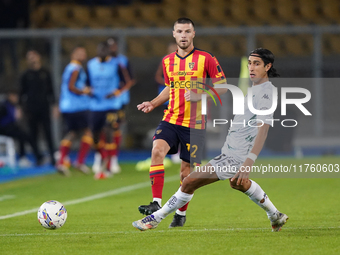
[{"x1": 0, "y1": 156, "x2": 339, "y2": 255}]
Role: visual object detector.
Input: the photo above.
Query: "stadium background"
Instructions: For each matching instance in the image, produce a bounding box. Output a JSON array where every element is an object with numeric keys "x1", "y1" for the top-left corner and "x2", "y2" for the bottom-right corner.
[{"x1": 0, "y1": 0, "x2": 340, "y2": 161}]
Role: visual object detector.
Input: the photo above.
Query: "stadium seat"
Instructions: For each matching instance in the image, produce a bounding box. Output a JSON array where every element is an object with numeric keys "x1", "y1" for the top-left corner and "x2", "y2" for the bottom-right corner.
[
  {"x1": 229, "y1": 0, "x2": 262, "y2": 26},
  {"x1": 324, "y1": 34, "x2": 340, "y2": 55},
  {"x1": 71, "y1": 6, "x2": 93, "y2": 28},
  {"x1": 321, "y1": 0, "x2": 340, "y2": 23},
  {"x1": 46, "y1": 4, "x2": 73, "y2": 28},
  {"x1": 252, "y1": 0, "x2": 284, "y2": 26},
  {"x1": 150, "y1": 38, "x2": 169, "y2": 57},
  {"x1": 30, "y1": 5, "x2": 49, "y2": 28},
  {"x1": 256, "y1": 35, "x2": 285, "y2": 57},
  {"x1": 217, "y1": 36, "x2": 247, "y2": 56},
  {"x1": 127, "y1": 38, "x2": 149, "y2": 57},
  {"x1": 275, "y1": 0, "x2": 305, "y2": 25},
  {"x1": 117, "y1": 5, "x2": 139, "y2": 27},
  {"x1": 138, "y1": 4, "x2": 163, "y2": 26},
  {"x1": 283, "y1": 35, "x2": 313, "y2": 56},
  {"x1": 161, "y1": 5, "x2": 186, "y2": 25},
  {"x1": 206, "y1": 5, "x2": 236, "y2": 27},
  {"x1": 296, "y1": 0, "x2": 328, "y2": 25}
]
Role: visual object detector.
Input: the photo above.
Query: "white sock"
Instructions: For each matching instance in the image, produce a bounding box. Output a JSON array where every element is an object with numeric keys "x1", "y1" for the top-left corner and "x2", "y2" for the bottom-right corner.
[
  {"x1": 244, "y1": 180, "x2": 278, "y2": 220},
  {"x1": 153, "y1": 188, "x2": 193, "y2": 222},
  {"x1": 153, "y1": 198, "x2": 162, "y2": 207},
  {"x1": 175, "y1": 209, "x2": 186, "y2": 216}
]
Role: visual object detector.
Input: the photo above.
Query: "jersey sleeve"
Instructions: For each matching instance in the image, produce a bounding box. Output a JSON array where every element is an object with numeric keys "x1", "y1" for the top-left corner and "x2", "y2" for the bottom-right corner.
[
  {"x1": 162, "y1": 57, "x2": 170, "y2": 87},
  {"x1": 205, "y1": 55, "x2": 227, "y2": 85},
  {"x1": 256, "y1": 88, "x2": 276, "y2": 126}
]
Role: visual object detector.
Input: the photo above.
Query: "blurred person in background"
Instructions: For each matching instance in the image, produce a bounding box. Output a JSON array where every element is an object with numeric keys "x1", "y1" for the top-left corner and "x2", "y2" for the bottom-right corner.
[
  {"x1": 87, "y1": 42, "x2": 133, "y2": 179},
  {"x1": 56, "y1": 46, "x2": 93, "y2": 176},
  {"x1": 0, "y1": 89, "x2": 43, "y2": 167},
  {"x1": 92, "y1": 36, "x2": 136, "y2": 174},
  {"x1": 19, "y1": 50, "x2": 58, "y2": 166}
]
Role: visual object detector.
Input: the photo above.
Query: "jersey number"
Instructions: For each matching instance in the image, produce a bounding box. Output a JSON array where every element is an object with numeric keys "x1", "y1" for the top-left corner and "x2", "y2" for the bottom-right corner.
[{"x1": 186, "y1": 143, "x2": 198, "y2": 158}]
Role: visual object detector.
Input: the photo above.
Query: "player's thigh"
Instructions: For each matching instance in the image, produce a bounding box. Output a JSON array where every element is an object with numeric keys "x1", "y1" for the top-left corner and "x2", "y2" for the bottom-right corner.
[
  {"x1": 153, "y1": 121, "x2": 179, "y2": 155},
  {"x1": 178, "y1": 126, "x2": 205, "y2": 164},
  {"x1": 89, "y1": 111, "x2": 107, "y2": 141},
  {"x1": 63, "y1": 111, "x2": 89, "y2": 133}
]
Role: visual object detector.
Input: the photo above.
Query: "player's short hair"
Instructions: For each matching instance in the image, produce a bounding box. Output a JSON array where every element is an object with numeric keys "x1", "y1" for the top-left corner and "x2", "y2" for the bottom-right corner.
[
  {"x1": 249, "y1": 48, "x2": 280, "y2": 77},
  {"x1": 26, "y1": 49, "x2": 41, "y2": 56},
  {"x1": 174, "y1": 17, "x2": 195, "y2": 29},
  {"x1": 72, "y1": 45, "x2": 86, "y2": 53},
  {"x1": 107, "y1": 36, "x2": 118, "y2": 45}
]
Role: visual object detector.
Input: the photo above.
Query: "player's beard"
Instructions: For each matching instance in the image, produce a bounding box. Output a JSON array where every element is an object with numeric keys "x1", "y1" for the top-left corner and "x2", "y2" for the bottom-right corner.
[{"x1": 177, "y1": 40, "x2": 191, "y2": 50}]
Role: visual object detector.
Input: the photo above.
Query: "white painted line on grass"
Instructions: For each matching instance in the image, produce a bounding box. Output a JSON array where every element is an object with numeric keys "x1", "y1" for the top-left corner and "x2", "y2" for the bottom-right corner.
[
  {"x1": 1, "y1": 226, "x2": 340, "y2": 237},
  {"x1": 0, "y1": 195, "x2": 16, "y2": 202},
  {"x1": 0, "y1": 175, "x2": 179, "y2": 220}
]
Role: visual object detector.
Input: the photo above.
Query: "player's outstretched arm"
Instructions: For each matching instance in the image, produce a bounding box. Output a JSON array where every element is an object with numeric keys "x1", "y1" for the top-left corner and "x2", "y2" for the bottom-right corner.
[
  {"x1": 137, "y1": 86, "x2": 170, "y2": 113},
  {"x1": 232, "y1": 123, "x2": 270, "y2": 186}
]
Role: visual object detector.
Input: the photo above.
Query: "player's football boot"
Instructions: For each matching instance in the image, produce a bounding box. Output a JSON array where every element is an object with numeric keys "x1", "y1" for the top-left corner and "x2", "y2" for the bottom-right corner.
[
  {"x1": 110, "y1": 156, "x2": 121, "y2": 174},
  {"x1": 56, "y1": 164, "x2": 71, "y2": 177},
  {"x1": 271, "y1": 211, "x2": 289, "y2": 232},
  {"x1": 138, "y1": 201, "x2": 161, "y2": 215},
  {"x1": 74, "y1": 163, "x2": 91, "y2": 174},
  {"x1": 132, "y1": 215, "x2": 159, "y2": 231},
  {"x1": 169, "y1": 213, "x2": 186, "y2": 228},
  {"x1": 92, "y1": 152, "x2": 102, "y2": 174}
]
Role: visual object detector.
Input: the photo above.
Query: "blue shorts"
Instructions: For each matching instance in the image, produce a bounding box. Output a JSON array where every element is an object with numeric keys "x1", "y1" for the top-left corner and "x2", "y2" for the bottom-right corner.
[
  {"x1": 89, "y1": 110, "x2": 118, "y2": 132},
  {"x1": 153, "y1": 121, "x2": 206, "y2": 164},
  {"x1": 62, "y1": 111, "x2": 89, "y2": 132}
]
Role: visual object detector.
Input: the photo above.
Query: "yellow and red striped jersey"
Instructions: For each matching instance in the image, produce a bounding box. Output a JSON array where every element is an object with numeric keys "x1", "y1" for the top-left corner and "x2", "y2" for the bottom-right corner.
[{"x1": 162, "y1": 47, "x2": 226, "y2": 129}]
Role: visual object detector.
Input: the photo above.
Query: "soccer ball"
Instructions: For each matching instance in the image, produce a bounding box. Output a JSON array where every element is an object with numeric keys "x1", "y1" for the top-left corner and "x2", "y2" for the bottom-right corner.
[{"x1": 37, "y1": 200, "x2": 67, "y2": 229}]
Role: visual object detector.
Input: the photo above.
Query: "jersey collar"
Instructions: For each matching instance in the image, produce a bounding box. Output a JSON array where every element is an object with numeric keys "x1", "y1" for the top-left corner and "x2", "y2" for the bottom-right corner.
[{"x1": 176, "y1": 47, "x2": 195, "y2": 60}]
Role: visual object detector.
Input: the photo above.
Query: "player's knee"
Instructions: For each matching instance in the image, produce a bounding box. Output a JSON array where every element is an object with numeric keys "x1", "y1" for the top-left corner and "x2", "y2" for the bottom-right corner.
[
  {"x1": 151, "y1": 145, "x2": 166, "y2": 160},
  {"x1": 181, "y1": 177, "x2": 196, "y2": 194},
  {"x1": 180, "y1": 163, "x2": 190, "y2": 180},
  {"x1": 229, "y1": 179, "x2": 241, "y2": 190}
]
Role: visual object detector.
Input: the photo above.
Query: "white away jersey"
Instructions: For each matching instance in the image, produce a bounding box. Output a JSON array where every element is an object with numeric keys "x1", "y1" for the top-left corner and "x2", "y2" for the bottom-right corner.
[{"x1": 221, "y1": 81, "x2": 277, "y2": 162}]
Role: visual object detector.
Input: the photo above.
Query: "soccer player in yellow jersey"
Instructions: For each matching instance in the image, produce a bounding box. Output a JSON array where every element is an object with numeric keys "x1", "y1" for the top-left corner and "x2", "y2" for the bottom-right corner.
[{"x1": 137, "y1": 17, "x2": 227, "y2": 227}]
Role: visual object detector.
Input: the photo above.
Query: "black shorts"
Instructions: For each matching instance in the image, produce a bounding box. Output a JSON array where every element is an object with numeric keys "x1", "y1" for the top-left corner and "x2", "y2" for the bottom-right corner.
[
  {"x1": 62, "y1": 111, "x2": 89, "y2": 132},
  {"x1": 117, "y1": 105, "x2": 126, "y2": 124},
  {"x1": 89, "y1": 110, "x2": 118, "y2": 132},
  {"x1": 153, "y1": 121, "x2": 206, "y2": 164}
]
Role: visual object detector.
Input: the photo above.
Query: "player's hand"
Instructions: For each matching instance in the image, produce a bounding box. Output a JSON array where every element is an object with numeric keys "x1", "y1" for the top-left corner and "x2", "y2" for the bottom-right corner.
[
  {"x1": 82, "y1": 87, "x2": 92, "y2": 95},
  {"x1": 137, "y1": 101, "x2": 155, "y2": 113},
  {"x1": 105, "y1": 93, "x2": 115, "y2": 99},
  {"x1": 184, "y1": 88, "x2": 201, "y2": 102},
  {"x1": 231, "y1": 158, "x2": 253, "y2": 186}
]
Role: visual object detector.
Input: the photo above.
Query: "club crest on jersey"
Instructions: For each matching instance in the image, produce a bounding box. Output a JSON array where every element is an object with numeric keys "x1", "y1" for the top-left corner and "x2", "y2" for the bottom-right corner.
[{"x1": 188, "y1": 62, "x2": 195, "y2": 70}]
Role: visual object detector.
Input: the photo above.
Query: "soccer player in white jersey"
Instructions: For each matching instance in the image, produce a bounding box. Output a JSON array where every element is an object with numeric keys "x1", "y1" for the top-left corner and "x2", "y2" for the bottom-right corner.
[{"x1": 132, "y1": 48, "x2": 289, "y2": 232}]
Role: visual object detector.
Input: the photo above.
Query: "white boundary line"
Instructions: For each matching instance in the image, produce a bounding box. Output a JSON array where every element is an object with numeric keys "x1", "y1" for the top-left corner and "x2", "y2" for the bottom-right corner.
[
  {"x1": 0, "y1": 195, "x2": 16, "y2": 202},
  {"x1": 0, "y1": 175, "x2": 179, "y2": 220},
  {"x1": 1, "y1": 226, "x2": 340, "y2": 237}
]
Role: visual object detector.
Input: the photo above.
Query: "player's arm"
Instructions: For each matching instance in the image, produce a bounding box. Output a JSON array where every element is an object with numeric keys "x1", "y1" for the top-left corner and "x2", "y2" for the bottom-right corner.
[
  {"x1": 154, "y1": 61, "x2": 164, "y2": 84},
  {"x1": 68, "y1": 70, "x2": 91, "y2": 95},
  {"x1": 106, "y1": 64, "x2": 134, "y2": 98},
  {"x1": 231, "y1": 123, "x2": 270, "y2": 185},
  {"x1": 137, "y1": 86, "x2": 170, "y2": 113}
]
